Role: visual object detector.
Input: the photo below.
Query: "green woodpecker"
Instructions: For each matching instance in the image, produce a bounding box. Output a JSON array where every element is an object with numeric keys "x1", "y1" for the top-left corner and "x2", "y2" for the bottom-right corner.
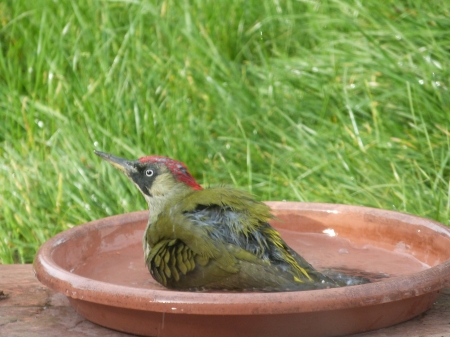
[{"x1": 95, "y1": 151, "x2": 341, "y2": 291}]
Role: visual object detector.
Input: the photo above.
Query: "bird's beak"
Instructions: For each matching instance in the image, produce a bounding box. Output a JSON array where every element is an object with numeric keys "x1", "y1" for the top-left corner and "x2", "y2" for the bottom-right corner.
[{"x1": 94, "y1": 150, "x2": 134, "y2": 175}]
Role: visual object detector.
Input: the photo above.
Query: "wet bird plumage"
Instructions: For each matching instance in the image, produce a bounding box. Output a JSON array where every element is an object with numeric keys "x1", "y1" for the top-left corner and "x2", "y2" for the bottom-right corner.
[{"x1": 94, "y1": 151, "x2": 340, "y2": 291}]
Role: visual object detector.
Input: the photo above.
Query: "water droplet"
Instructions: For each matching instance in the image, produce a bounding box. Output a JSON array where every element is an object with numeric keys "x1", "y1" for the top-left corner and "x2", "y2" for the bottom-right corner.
[
  {"x1": 323, "y1": 228, "x2": 337, "y2": 237},
  {"x1": 418, "y1": 79, "x2": 424, "y2": 85},
  {"x1": 102, "y1": 204, "x2": 112, "y2": 214},
  {"x1": 62, "y1": 23, "x2": 70, "y2": 35},
  {"x1": 94, "y1": 141, "x2": 99, "y2": 147},
  {"x1": 432, "y1": 60, "x2": 442, "y2": 69}
]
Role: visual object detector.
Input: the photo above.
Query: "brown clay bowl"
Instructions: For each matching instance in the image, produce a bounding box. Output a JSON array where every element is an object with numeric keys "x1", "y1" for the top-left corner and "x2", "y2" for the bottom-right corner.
[{"x1": 33, "y1": 202, "x2": 450, "y2": 337}]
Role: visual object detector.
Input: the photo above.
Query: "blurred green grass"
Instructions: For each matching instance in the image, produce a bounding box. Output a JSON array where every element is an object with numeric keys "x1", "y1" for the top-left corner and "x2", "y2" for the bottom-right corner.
[{"x1": 0, "y1": 0, "x2": 449, "y2": 263}]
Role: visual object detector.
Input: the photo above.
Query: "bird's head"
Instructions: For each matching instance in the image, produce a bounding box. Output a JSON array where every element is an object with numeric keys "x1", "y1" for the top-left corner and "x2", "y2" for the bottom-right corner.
[{"x1": 94, "y1": 151, "x2": 202, "y2": 199}]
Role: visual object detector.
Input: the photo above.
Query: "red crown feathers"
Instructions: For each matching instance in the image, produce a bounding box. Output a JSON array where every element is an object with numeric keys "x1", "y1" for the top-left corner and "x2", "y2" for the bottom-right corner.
[{"x1": 139, "y1": 156, "x2": 202, "y2": 190}]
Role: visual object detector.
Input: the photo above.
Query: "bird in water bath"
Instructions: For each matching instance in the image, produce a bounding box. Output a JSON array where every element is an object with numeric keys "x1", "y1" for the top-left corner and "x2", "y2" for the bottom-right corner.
[{"x1": 95, "y1": 151, "x2": 345, "y2": 292}]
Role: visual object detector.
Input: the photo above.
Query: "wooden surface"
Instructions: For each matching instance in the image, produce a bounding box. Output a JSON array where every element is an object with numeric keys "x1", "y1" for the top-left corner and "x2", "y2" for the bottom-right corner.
[{"x1": 0, "y1": 264, "x2": 449, "y2": 337}]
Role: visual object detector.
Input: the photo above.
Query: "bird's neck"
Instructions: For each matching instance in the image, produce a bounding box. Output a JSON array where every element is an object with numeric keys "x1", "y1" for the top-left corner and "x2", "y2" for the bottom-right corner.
[
  {"x1": 142, "y1": 183, "x2": 193, "y2": 257},
  {"x1": 144, "y1": 183, "x2": 192, "y2": 223}
]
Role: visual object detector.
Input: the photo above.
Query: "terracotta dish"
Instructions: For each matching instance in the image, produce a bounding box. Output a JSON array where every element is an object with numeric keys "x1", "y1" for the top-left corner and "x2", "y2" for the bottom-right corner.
[{"x1": 34, "y1": 202, "x2": 450, "y2": 337}]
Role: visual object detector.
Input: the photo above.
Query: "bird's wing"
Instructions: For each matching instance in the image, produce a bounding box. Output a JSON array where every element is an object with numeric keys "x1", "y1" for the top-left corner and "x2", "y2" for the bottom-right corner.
[
  {"x1": 145, "y1": 208, "x2": 248, "y2": 289},
  {"x1": 146, "y1": 238, "x2": 214, "y2": 286},
  {"x1": 178, "y1": 187, "x2": 316, "y2": 281},
  {"x1": 146, "y1": 234, "x2": 279, "y2": 290},
  {"x1": 147, "y1": 209, "x2": 238, "y2": 267},
  {"x1": 145, "y1": 187, "x2": 331, "y2": 290}
]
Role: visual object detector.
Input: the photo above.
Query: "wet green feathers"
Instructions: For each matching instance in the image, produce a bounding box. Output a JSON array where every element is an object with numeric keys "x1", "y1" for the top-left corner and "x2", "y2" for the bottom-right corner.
[
  {"x1": 94, "y1": 151, "x2": 339, "y2": 292},
  {"x1": 145, "y1": 187, "x2": 336, "y2": 291}
]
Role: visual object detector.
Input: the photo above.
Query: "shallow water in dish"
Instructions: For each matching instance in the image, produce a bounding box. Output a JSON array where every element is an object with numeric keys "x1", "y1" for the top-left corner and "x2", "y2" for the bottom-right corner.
[
  {"x1": 281, "y1": 229, "x2": 430, "y2": 278},
  {"x1": 72, "y1": 228, "x2": 430, "y2": 289}
]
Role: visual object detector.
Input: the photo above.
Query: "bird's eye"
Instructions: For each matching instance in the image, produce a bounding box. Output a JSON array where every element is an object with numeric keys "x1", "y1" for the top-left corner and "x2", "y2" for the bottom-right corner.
[{"x1": 145, "y1": 169, "x2": 154, "y2": 177}]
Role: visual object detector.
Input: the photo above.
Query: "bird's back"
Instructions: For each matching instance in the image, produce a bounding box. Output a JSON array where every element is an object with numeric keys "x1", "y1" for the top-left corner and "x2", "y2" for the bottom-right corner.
[{"x1": 145, "y1": 187, "x2": 339, "y2": 291}]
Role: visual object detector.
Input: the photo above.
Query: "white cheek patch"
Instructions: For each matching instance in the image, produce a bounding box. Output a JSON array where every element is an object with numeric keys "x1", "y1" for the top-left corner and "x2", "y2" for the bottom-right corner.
[{"x1": 150, "y1": 174, "x2": 178, "y2": 196}]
